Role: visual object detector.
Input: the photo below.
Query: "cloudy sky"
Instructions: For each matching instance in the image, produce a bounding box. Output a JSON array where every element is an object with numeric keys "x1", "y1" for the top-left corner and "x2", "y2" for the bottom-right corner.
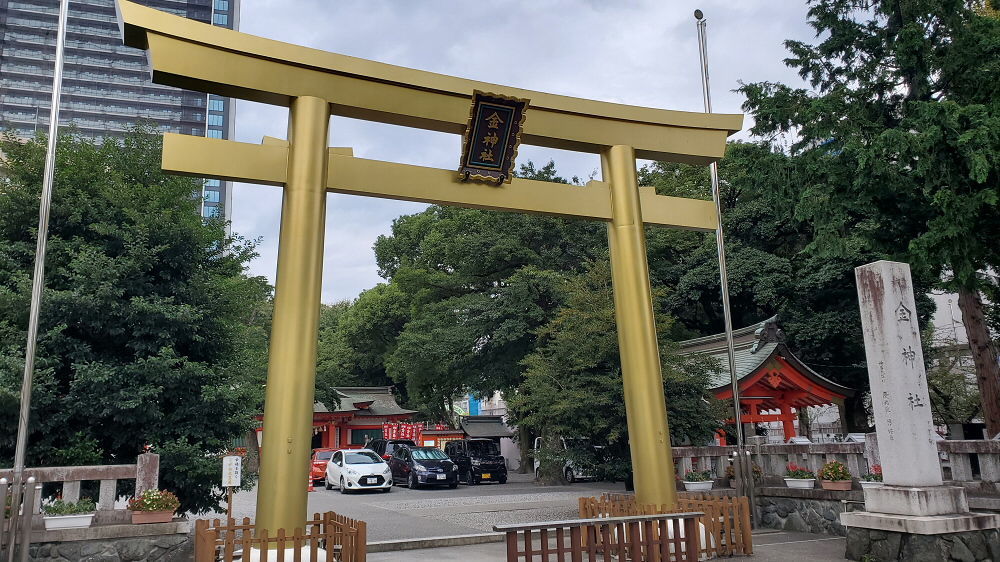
[{"x1": 226, "y1": 1, "x2": 816, "y2": 303}]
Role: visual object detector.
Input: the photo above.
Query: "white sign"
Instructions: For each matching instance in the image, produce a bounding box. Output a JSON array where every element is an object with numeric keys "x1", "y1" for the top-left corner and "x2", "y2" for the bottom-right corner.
[
  {"x1": 222, "y1": 455, "x2": 242, "y2": 488},
  {"x1": 856, "y1": 261, "x2": 942, "y2": 487}
]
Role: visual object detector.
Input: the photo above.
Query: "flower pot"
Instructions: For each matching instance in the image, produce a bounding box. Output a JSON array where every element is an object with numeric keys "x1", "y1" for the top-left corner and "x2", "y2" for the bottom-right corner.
[
  {"x1": 783, "y1": 478, "x2": 815, "y2": 489},
  {"x1": 43, "y1": 513, "x2": 94, "y2": 530},
  {"x1": 821, "y1": 480, "x2": 852, "y2": 491},
  {"x1": 131, "y1": 510, "x2": 174, "y2": 524},
  {"x1": 682, "y1": 480, "x2": 714, "y2": 491},
  {"x1": 860, "y1": 480, "x2": 884, "y2": 490}
]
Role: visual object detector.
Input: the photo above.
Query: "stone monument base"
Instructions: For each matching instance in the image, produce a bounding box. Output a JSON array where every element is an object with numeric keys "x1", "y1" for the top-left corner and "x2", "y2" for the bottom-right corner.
[
  {"x1": 843, "y1": 526, "x2": 1000, "y2": 562},
  {"x1": 841, "y1": 485, "x2": 1000, "y2": 561}
]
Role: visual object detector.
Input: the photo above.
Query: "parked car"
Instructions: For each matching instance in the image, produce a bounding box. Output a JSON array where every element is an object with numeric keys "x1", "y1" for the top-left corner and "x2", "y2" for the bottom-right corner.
[
  {"x1": 325, "y1": 449, "x2": 393, "y2": 493},
  {"x1": 310, "y1": 448, "x2": 336, "y2": 485},
  {"x1": 367, "y1": 438, "x2": 416, "y2": 460},
  {"x1": 445, "y1": 438, "x2": 507, "y2": 485},
  {"x1": 388, "y1": 446, "x2": 459, "y2": 489},
  {"x1": 532, "y1": 437, "x2": 597, "y2": 483}
]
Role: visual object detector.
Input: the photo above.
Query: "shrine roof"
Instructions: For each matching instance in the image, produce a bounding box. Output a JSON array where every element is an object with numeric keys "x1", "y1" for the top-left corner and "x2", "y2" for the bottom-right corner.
[
  {"x1": 313, "y1": 386, "x2": 416, "y2": 417},
  {"x1": 678, "y1": 317, "x2": 853, "y2": 397}
]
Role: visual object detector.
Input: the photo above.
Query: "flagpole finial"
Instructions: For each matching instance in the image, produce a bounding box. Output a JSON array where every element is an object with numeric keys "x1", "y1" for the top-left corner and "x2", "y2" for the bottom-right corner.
[{"x1": 694, "y1": 9, "x2": 704, "y2": 20}]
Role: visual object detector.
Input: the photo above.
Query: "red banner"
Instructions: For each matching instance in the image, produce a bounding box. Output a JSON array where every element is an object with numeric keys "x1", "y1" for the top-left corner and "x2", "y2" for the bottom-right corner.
[{"x1": 382, "y1": 422, "x2": 423, "y2": 442}]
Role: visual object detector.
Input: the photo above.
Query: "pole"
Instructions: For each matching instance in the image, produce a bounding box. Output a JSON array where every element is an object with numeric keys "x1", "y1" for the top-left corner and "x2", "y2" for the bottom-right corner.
[
  {"x1": 603, "y1": 146, "x2": 678, "y2": 508},
  {"x1": 9, "y1": 1, "x2": 69, "y2": 560},
  {"x1": 694, "y1": 9, "x2": 756, "y2": 523},
  {"x1": 226, "y1": 486, "x2": 233, "y2": 522},
  {"x1": 255, "y1": 95, "x2": 330, "y2": 535}
]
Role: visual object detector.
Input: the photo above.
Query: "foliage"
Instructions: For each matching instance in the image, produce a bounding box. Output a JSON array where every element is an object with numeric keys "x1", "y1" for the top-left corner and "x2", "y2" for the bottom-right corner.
[
  {"x1": 785, "y1": 463, "x2": 815, "y2": 479},
  {"x1": 0, "y1": 129, "x2": 271, "y2": 513},
  {"x1": 683, "y1": 469, "x2": 712, "y2": 482},
  {"x1": 127, "y1": 489, "x2": 180, "y2": 512},
  {"x1": 862, "y1": 464, "x2": 883, "y2": 482},
  {"x1": 725, "y1": 462, "x2": 763, "y2": 481},
  {"x1": 739, "y1": 0, "x2": 1000, "y2": 432},
  {"x1": 819, "y1": 460, "x2": 851, "y2": 481},
  {"x1": 42, "y1": 498, "x2": 96, "y2": 516}
]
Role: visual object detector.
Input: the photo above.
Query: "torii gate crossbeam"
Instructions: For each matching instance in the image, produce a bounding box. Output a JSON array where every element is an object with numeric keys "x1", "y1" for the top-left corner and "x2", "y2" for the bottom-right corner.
[{"x1": 116, "y1": 0, "x2": 743, "y2": 535}]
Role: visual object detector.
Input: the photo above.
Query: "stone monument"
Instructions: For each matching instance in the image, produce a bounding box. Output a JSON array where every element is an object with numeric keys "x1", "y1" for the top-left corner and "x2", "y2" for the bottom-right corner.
[{"x1": 842, "y1": 261, "x2": 1000, "y2": 561}]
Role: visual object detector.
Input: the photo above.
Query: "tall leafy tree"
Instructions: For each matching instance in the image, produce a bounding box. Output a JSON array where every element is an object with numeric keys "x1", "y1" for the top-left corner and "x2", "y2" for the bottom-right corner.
[
  {"x1": 0, "y1": 130, "x2": 270, "y2": 512},
  {"x1": 740, "y1": 0, "x2": 1000, "y2": 435}
]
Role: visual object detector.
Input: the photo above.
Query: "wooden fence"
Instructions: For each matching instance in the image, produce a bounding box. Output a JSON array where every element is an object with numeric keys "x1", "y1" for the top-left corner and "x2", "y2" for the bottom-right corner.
[
  {"x1": 1, "y1": 477, "x2": 39, "y2": 562},
  {"x1": 494, "y1": 512, "x2": 703, "y2": 562},
  {"x1": 579, "y1": 493, "x2": 753, "y2": 558},
  {"x1": 194, "y1": 512, "x2": 366, "y2": 561}
]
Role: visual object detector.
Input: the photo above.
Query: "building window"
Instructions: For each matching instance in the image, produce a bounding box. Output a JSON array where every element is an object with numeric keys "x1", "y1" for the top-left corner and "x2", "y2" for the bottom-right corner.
[
  {"x1": 207, "y1": 129, "x2": 223, "y2": 139},
  {"x1": 208, "y1": 114, "x2": 223, "y2": 126},
  {"x1": 209, "y1": 99, "x2": 225, "y2": 112},
  {"x1": 213, "y1": 13, "x2": 228, "y2": 25},
  {"x1": 205, "y1": 189, "x2": 220, "y2": 203},
  {"x1": 350, "y1": 428, "x2": 383, "y2": 446},
  {"x1": 203, "y1": 205, "x2": 221, "y2": 218},
  {"x1": 206, "y1": 178, "x2": 221, "y2": 187},
  {"x1": 214, "y1": 0, "x2": 229, "y2": 10}
]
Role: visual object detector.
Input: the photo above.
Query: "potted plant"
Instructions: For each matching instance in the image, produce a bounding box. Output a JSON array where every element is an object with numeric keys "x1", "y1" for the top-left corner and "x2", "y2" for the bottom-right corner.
[
  {"x1": 128, "y1": 489, "x2": 180, "y2": 524},
  {"x1": 42, "y1": 498, "x2": 97, "y2": 530},
  {"x1": 682, "y1": 469, "x2": 714, "y2": 491},
  {"x1": 819, "y1": 460, "x2": 853, "y2": 490},
  {"x1": 861, "y1": 464, "x2": 884, "y2": 489},
  {"x1": 783, "y1": 463, "x2": 816, "y2": 488},
  {"x1": 725, "y1": 462, "x2": 763, "y2": 488}
]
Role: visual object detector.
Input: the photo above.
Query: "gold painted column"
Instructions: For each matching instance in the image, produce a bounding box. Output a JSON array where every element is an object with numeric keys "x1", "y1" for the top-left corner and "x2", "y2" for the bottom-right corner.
[
  {"x1": 257, "y1": 96, "x2": 331, "y2": 533},
  {"x1": 604, "y1": 145, "x2": 678, "y2": 507}
]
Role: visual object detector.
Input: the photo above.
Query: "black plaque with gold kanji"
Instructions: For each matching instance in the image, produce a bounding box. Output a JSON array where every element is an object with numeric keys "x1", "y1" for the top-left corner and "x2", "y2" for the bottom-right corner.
[{"x1": 458, "y1": 91, "x2": 529, "y2": 184}]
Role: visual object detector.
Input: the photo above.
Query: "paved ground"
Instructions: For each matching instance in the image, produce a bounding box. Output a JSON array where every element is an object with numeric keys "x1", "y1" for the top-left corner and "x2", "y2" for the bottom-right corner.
[
  {"x1": 367, "y1": 530, "x2": 848, "y2": 561},
  {"x1": 200, "y1": 472, "x2": 622, "y2": 542}
]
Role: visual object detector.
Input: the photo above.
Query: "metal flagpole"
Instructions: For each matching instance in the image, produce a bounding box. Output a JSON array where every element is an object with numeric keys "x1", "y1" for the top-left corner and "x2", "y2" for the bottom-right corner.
[
  {"x1": 8, "y1": 0, "x2": 70, "y2": 558},
  {"x1": 694, "y1": 9, "x2": 756, "y2": 525}
]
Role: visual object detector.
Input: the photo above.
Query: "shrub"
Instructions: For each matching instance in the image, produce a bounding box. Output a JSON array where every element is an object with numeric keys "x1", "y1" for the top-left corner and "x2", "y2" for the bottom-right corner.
[
  {"x1": 785, "y1": 463, "x2": 815, "y2": 479},
  {"x1": 819, "y1": 460, "x2": 851, "y2": 481},
  {"x1": 862, "y1": 464, "x2": 883, "y2": 482},
  {"x1": 683, "y1": 469, "x2": 712, "y2": 482},
  {"x1": 43, "y1": 498, "x2": 96, "y2": 516},
  {"x1": 127, "y1": 489, "x2": 180, "y2": 513}
]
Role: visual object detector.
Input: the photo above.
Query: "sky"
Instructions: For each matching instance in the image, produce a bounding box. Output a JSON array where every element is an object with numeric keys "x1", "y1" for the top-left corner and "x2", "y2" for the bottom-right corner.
[{"x1": 226, "y1": 1, "x2": 817, "y2": 304}]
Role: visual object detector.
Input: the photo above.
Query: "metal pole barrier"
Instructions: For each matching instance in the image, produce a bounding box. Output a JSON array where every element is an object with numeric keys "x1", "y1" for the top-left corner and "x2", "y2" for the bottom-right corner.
[
  {"x1": 16, "y1": 479, "x2": 37, "y2": 562},
  {"x1": 9, "y1": 2, "x2": 69, "y2": 559},
  {"x1": 694, "y1": 9, "x2": 756, "y2": 526}
]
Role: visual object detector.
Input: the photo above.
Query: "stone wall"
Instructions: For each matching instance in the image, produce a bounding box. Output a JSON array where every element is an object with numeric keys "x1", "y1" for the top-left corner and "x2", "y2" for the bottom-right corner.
[
  {"x1": 756, "y1": 487, "x2": 862, "y2": 537},
  {"x1": 28, "y1": 534, "x2": 191, "y2": 561},
  {"x1": 25, "y1": 520, "x2": 191, "y2": 561},
  {"x1": 845, "y1": 528, "x2": 1000, "y2": 562}
]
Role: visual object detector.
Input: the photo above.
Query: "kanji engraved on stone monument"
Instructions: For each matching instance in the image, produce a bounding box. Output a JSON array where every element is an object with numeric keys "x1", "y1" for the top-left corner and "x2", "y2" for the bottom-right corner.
[{"x1": 458, "y1": 91, "x2": 529, "y2": 184}]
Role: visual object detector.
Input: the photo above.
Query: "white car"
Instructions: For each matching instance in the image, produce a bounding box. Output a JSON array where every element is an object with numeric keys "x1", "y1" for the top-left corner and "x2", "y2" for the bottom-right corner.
[{"x1": 325, "y1": 449, "x2": 393, "y2": 493}]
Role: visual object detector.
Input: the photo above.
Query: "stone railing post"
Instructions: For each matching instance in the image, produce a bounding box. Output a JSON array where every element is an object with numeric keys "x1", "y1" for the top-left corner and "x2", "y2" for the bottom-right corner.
[{"x1": 136, "y1": 453, "x2": 159, "y2": 494}]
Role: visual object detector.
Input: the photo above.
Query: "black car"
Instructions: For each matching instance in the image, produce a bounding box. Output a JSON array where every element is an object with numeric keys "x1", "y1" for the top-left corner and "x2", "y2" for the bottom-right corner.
[
  {"x1": 367, "y1": 438, "x2": 416, "y2": 461},
  {"x1": 445, "y1": 438, "x2": 507, "y2": 485},
  {"x1": 388, "y1": 446, "x2": 459, "y2": 489}
]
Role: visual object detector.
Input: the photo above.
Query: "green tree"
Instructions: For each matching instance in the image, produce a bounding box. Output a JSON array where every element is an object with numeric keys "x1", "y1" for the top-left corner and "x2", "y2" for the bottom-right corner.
[
  {"x1": 508, "y1": 257, "x2": 723, "y2": 483},
  {"x1": 740, "y1": 0, "x2": 1000, "y2": 435},
  {"x1": 0, "y1": 130, "x2": 270, "y2": 512}
]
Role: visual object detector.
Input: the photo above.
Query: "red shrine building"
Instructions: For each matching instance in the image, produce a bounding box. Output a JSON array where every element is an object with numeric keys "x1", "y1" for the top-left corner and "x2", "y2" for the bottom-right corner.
[
  {"x1": 679, "y1": 317, "x2": 854, "y2": 443},
  {"x1": 255, "y1": 387, "x2": 417, "y2": 451}
]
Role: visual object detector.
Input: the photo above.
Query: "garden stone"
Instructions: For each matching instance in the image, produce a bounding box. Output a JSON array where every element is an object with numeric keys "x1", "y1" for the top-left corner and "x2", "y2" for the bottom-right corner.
[
  {"x1": 871, "y1": 531, "x2": 901, "y2": 561},
  {"x1": 823, "y1": 507, "x2": 837, "y2": 521},
  {"x1": 56, "y1": 543, "x2": 81, "y2": 559},
  {"x1": 845, "y1": 528, "x2": 871, "y2": 560},
  {"x1": 902, "y1": 534, "x2": 950, "y2": 562},
  {"x1": 950, "y1": 537, "x2": 976, "y2": 562},
  {"x1": 785, "y1": 511, "x2": 809, "y2": 532},
  {"x1": 117, "y1": 539, "x2": 150, "y2": 561}
]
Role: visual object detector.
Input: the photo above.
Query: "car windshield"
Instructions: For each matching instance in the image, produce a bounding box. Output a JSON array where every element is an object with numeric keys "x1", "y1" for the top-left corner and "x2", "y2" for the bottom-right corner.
[
  {"x1": 315, "y1": 451, "x2": 333, "y2": 460},
  {"x1": 411, "y1": 448, "x2": 449, "y2": 460},
  {"x1": 345, "y1": 452, "x2": 382, "y2": 465},
  {"x1": 468, "y1": 441, "x2": 499, "y2": 456}
]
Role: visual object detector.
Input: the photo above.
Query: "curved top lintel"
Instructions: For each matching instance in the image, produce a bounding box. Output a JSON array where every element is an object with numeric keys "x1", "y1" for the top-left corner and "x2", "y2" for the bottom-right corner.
[{"x1": 117, "y1": 0, "x2": 744, "y2": 162}]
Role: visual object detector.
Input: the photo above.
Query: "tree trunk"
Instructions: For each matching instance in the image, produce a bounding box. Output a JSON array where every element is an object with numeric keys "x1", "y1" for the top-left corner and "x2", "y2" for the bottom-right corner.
[
  {"x1": 517, "y1": 425, "x2": 533, "y2": 474},
  {"x1": 957, "y1": 288, "x2": 1000, "y2": 438}
]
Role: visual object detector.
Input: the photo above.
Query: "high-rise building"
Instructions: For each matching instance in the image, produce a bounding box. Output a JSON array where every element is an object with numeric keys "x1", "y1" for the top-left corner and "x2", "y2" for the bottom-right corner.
[{"x1": 0, "y1": 0, "x2": 239, "y2": 220}]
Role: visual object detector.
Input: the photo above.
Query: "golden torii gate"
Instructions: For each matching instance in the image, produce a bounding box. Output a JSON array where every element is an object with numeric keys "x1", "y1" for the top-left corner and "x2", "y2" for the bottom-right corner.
[{"x1": 116, "y1": 1, "x2": 742, "y2": 533}]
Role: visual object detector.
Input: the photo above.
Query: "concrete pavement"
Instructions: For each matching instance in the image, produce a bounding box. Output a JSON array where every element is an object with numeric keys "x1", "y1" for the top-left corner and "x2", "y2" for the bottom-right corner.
[{"x1": 366, "y1": 530, "x2": 848, "y2": 561}]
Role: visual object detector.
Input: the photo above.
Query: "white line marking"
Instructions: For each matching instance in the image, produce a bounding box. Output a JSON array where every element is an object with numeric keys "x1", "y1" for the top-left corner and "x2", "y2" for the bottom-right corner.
[{"x1": 758, "y1": 537, "x2": 844, "y2": 547}]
